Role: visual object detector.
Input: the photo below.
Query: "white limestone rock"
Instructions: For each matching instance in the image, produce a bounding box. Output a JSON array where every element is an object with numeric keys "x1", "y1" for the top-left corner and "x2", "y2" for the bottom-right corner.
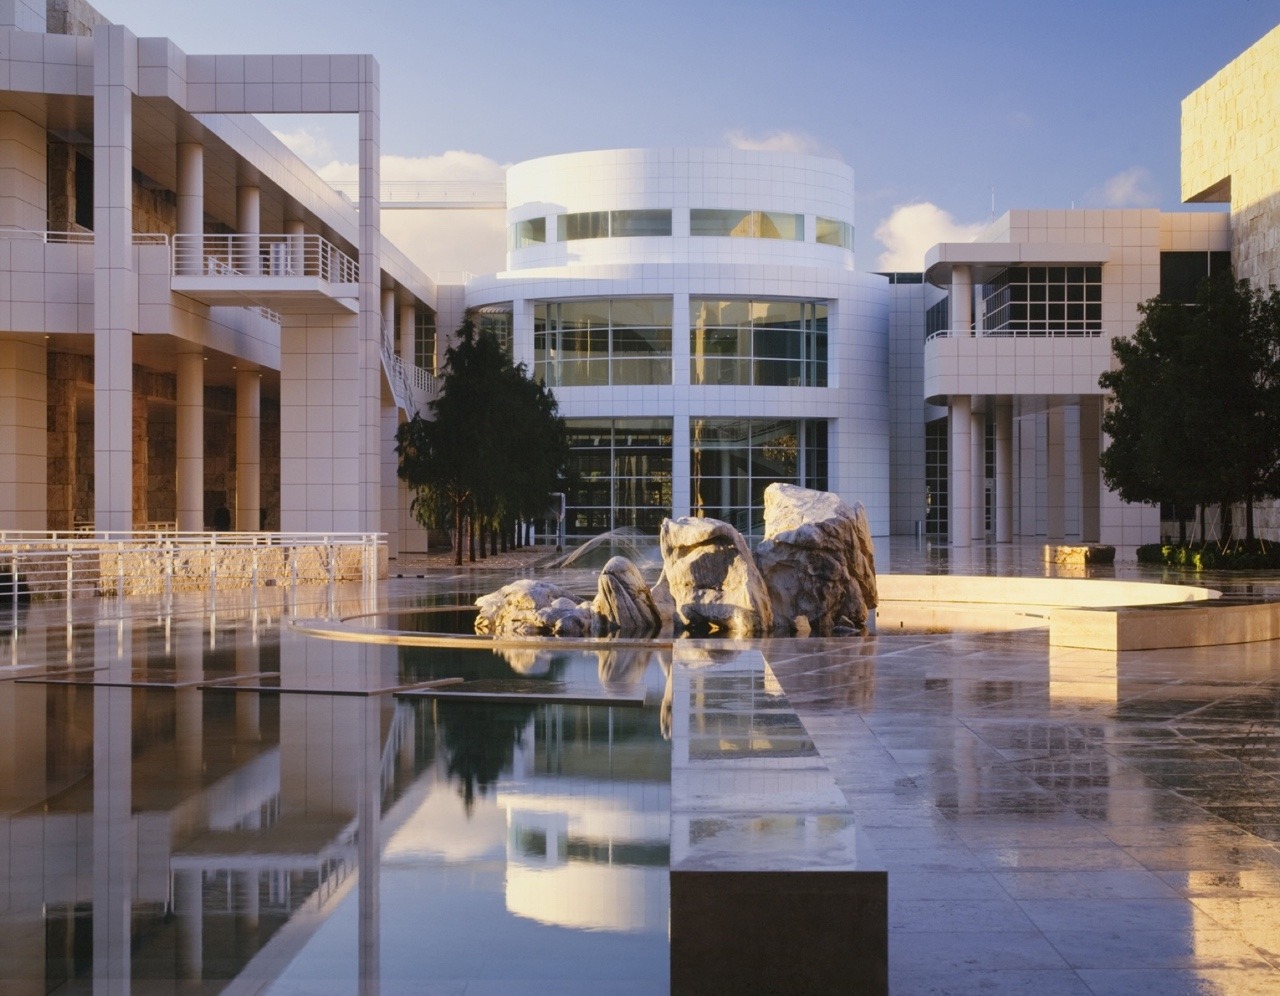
[
  {"x1": 754, "y1": 483, "x2": 878, "y2": 635},
  {"x1": 591, "y1": 556, "x2": 662, "y2": 636},
  {"x1": 658, "y1": 516, "x2": 773, "y2": 636},
  {"x1": 473, "y1": 579, "x2": 595, "y2": 636}
]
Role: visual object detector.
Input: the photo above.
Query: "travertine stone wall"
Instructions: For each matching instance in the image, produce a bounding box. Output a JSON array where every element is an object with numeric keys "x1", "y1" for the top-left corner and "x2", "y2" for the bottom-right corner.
[
  {"x1": 1182, "y1": 25, "x2": 1280, "y2": 289},
  {"x1": 45, "y1": 0, "x2": 109, "y2": 37}
]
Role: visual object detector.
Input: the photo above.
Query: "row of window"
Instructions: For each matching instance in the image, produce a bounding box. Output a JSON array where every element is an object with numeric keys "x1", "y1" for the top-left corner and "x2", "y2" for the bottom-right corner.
[
  {"x1": 531, "y1": 297, "x2": 828, "y2": 388},
  {"x1": 507, "y1": 210, "x2": 852, "y2": 249},
  {"x1": 983, "y1": 266, "x2": 1103, "y2": 334},
  {"x1": 564, "y1": 417, "x2": 828, "y2": 540}
]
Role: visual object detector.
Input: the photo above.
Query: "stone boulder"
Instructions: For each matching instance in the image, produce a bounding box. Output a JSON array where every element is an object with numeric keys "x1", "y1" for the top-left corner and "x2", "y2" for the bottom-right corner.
[
  {"x1": 754, "y1": 483, "x2": 878, "y2": 635},
  {"x1": 591, "y1": 556, "x2": 662, "y2": 636},
  {"x1": 658, "y1": 517, "x2": 773, "y2": 636},
  {"x1": 473, "y1": 579, "x2": 595, "y2": 637}
]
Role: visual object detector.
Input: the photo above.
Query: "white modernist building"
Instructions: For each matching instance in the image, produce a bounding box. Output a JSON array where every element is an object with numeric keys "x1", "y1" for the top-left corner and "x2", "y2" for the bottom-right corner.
[
  {"x1": 465, "y1": 148, "x2": 890, "y2": 541},
  {"x1": 0, "y1": 2, "x2": 1276, "y2": 555},
  {"x1": 0, "y1": 0, "x2": 438, "y2": 548}
]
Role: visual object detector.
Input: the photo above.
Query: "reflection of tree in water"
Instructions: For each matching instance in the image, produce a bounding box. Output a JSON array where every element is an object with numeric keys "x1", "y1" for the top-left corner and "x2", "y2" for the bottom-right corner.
[{"x1": 436, "y1": 701, "x2": 536, "y2": 813}]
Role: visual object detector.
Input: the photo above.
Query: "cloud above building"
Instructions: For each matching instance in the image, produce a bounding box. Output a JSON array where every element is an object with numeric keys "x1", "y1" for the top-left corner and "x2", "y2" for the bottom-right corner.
[
  {"x1": 724, "y1": 129, "x2": 842, "y2": 159},
  {"x1": 272, "y1": 129, "x2": 510, "y2": 278},
  {"x1": 1087, "y1": 166, "x2": 1159, "y2": 208},
  {"x1": 874, "y1": 202, "x2": 985, "y2": 271}
]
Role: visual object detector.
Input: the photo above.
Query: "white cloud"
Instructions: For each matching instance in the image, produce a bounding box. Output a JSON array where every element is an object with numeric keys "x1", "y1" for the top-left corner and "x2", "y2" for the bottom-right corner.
[
  {"x1": 874, "y1": 202, "x2": 986, "y2": 271},
  {"x1": 724, "y1": 129, "x2": 839, "y2": 158},
  {"x1": 310, "y1": 150, "x2": 509, "y2": 278},
  {"x1": 271, "y1": 126, "x2": 334, "y2": 165},
  {"x1": 1087, "y1": 166, "x2": 1159, "y2": 208}
]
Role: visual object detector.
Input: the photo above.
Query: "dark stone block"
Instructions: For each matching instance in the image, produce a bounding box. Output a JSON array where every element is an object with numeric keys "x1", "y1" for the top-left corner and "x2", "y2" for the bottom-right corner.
[{"x1": 670, "y1": 869, "x2": 888, "y2": 995}]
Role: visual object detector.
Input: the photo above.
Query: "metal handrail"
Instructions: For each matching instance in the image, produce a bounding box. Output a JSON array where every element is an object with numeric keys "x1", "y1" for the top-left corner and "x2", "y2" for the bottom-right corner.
[
  {"x1": 0, "y1": 228, "x2": 170, "y2": 246},
  {"x1": 172, "y1": 232, "x2": 358, "y2": 285},
  {"x1": 0, "y1": 531, "x2": 385, "y2": 615},
  {"x1": 926, "y1": 327, "x2": 1106, "y2": 342}
]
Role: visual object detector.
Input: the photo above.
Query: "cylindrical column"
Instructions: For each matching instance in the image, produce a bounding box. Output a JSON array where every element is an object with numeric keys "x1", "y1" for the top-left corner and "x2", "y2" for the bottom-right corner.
[
  {"x1": 176, "y1": 142, "x2": 203, "y2": 275},
  {"x1": 176, "y1": 348, "x2": 204, "y2": 531},
  {"x1": 948, "y1": 395, "x2": 972, "y2": 547},
  {"x1": 995, "y1": 400, "x2": 1014, "y2": 543},
  {"x1": 237, "y1": 184, "x2": 260, "y2": 275},
  {"x1": 285, "y1": 218, "x2": 304, "y2": 275},
  {"x1": 236, "y1": 369, "x2": 260, "y2": 531},
  {"x1": 1079, "y1": 397, "x2": 1102, "y2": 542},
  {"x1": 398, "y1": 297, "x2": 415, "y2": 364}
]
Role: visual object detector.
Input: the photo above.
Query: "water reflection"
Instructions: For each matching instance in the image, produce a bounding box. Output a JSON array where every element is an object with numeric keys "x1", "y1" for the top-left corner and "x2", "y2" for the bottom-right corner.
[{"x1": 0, "y1": 606, "x2": 671, "y2": 991}]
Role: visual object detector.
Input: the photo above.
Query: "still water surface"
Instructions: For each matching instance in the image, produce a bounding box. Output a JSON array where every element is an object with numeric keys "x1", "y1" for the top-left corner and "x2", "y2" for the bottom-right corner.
[{"x1": 1, "y1": 598, "x2": 671, "y2": 992}]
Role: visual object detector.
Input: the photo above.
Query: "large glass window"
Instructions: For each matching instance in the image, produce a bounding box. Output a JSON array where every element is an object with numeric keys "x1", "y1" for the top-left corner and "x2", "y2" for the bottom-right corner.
[
  {"x1": 414, "y1": 309, "x2": 436, "y2": 372},
  {"x1": 816, "y1": 217, "x2": 853, "y2": 249},
  {"x1": 690, "y1": 298, "x2": 827, "y2": 386},
  {"x1": 565, "y1": 418, "x2": 673, "y2": 541},
  {"x1": 1159, "y1": 251, "x2": 1232, "y2": 304},
  {"x1": 507, "y1": 217, "x2": 546, "y2": 251},
  {"x1": 535, "y1": 298, "x2": 673, "y2": 386},
  {"x1": 690, "y1": 209, "x2": 804, "y2": 240},
  {"x1": 982, "y1": 265, "x2": 1103, "y2": 334},
  {"x1": 556, "y1": 209, "x2": 672, "y2": 241},
  {"x1": 690, "y1": 418, "x2": 828, "y2": 535},
  {"x1": 467, "y1": 305, "x2": 513, "y2": 357}
]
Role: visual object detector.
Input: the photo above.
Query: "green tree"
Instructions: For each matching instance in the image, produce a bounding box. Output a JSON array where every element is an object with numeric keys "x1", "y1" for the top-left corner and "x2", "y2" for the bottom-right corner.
[
  {"x1": 395, "y1": 320, "x2": 568, "y2": 564},
  {"x1": 1100, "y1": 274, "x2": 1280, "y2": 541}
]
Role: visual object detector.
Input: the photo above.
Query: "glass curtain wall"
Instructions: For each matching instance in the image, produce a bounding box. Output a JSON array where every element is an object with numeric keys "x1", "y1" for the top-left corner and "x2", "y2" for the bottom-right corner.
[
  {"x1": 690, "y1": 418, "x2": 828, "y2": 534},
  {"x1": 565, "y1": 418, "x2": 673, "y2": 540},
  {"x1": 535, "y1": 298, "x2": 673, "y2": 387},
  {"x1": 690, "y1": 299, "x2": 828, "y2": 387}
]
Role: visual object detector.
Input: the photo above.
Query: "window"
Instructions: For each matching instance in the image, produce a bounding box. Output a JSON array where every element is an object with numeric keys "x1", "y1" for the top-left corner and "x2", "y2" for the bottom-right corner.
[
  {"x1": 1160, "y1": 251, "x2": 1232, "y2": 304},
  {"x1": 467, "y1": 305, "x2": 513, "y2": 357},
  {"x1": 557, "y1": 211, "x2": 608, "y2": 241},
  {"x1": 690, "y1": 209, "x2": 804, "y2": 241},
  {"x1": 535, "y1": 298, "x2": 673, "y2": 386},
  {"x1": 610, "y1": 209, "x2": 671, "y2": 237},
  {"x1": 925, "y1": 298, "x2": 949, "y2": 339},
  {"x1": 565, "y1": 418, "x2": 673, "y2": 541},
  {"x1": 981, "y1": 265, "x2": 1102, "y2": 334},
  {"x1": 925, "y1": 418, "x2": 947, "y2": 536},
  {"x1": 816, "y1": 217, "x2": 853, "y2": 249},
  {"x1": 507, "y1": 217, "x2": 546, "y2": 251},
  {"x1": 414, "y1": 309, "x2": 436, "y2": 372},
  {"x1": 556, "y1": 209, "x2": 672, "y2": 241},
  {"x1": 690, "y1": 418, "x2": 828, "y2": 535},
  {"x1": 690, "y1": 298, "x2": 827, "y2": 386}
]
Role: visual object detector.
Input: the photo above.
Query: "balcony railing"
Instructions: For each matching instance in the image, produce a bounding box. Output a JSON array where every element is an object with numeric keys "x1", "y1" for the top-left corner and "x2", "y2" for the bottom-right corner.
[
  {"x1": 926, "y1": 326, "x2": 1106, "y2": 343},
  {"x1": 0, "y1": 228, "x2": 171, "y2": 246},
  {"x1": 172, "y1": 233, "x2": 358, "y2": 284},
  {"x1": 0, "y1": 529, "x2": 385, "y2": 619}
]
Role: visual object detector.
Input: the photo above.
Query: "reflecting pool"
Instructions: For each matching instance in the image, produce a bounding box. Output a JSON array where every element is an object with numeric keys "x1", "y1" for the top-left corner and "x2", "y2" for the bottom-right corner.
[{"x1": 0, "y1": 591, "x2": 673, "y2": 993}]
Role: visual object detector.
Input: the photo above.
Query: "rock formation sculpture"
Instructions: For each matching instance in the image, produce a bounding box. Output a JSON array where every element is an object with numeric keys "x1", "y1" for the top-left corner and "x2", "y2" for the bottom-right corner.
[
  {"x1": 592, "y1": 556, "x2": 661, "y2": 636},
  {"x1": 755, "y1": 483, "x2": 878, "y2": 634},
  {"x1": 658, "y1": 516, "x2": 773, "y2": 636}
]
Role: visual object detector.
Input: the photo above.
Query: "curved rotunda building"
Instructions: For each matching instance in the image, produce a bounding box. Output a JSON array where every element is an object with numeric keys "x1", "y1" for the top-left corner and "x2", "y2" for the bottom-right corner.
[{"x1": 466, "y1": 148, "x2": 890, "y2": 542}]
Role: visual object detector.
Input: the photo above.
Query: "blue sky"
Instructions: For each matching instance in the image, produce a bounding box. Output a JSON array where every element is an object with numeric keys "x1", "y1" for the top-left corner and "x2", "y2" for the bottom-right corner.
[{"x1": 96, "y1": 1, "x2": 1278, "y2": 272}]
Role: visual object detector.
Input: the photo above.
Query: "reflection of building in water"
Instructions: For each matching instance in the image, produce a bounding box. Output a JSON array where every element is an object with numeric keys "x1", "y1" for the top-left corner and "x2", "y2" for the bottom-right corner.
[{"x1": 499, "y1": 704, "x2": 671, "y2": 933}]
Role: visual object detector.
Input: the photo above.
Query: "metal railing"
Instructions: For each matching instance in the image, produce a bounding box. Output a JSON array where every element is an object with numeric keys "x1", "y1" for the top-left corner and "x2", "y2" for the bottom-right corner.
[
  {"x1": 0, "y1": 530, "x2": 385, "y2": 618},
  {"x1": 925, "y1": 326, "x2": 1107, "y2": 343},
  {"x1": 0, "y1": 228, "x2": 171, "y2": 246},
  {"x1": 326, "y1": 179, "x2": 506, "y2": 208},
  {"x1": 172, "y1": 233, "x2": 359, "y2": 285}
]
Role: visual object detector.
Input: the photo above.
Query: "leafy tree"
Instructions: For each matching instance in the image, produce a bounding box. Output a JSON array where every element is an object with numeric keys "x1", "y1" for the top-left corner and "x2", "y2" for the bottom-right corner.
[
  {"x1": 395, "y1": 320, "x2": 569, "y2": 564},
  {"x1": 1100, "y1": 274, "x2": 1280, "y2": 541}
]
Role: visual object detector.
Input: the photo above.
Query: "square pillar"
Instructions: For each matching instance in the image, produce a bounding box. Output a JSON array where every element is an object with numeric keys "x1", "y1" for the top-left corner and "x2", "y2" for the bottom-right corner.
[
  {"x1": 92, "y1": 25, "x2": 139, "y2": 532},
  {"x1": 948, "y1": 395, "x2": 972, "y2": 547}
]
